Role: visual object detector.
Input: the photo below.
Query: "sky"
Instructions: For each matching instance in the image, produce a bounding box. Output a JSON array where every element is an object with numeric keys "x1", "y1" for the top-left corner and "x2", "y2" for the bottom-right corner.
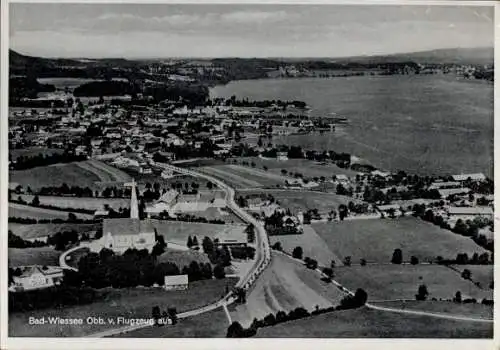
[{"x1": 9, "y1": 3, "x2": 495, "y2": 59}]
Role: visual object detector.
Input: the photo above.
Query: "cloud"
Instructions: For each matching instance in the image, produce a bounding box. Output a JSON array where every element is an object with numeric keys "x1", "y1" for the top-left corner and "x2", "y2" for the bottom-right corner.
[{"x1": 220, "y1": 10, "x2": 292, "y2": 24}]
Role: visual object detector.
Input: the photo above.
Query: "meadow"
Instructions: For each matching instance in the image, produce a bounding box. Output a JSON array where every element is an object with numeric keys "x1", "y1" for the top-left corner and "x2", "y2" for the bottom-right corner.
[
  {"x1": 255, "y1": 306, "x2": 492, "y2": 338},
  {"x1": 211, "y1": 75, "x2": 493, "y2": 177},
  {"x1": 9, "y1": 277, "x2": 238, "y2": 337},
  {"x1": 312, "y1": 217, "x2": 488, "y2": 263},
  {"x1": 333, "y1": 264, "x2": 492, "y2": 301},
  {"x1": 449, "y1": 265, "x2": 493, "y2": 290},
  {"x1": 8, "y1": 247, "x2": 61, "y2": 267},
  {"x1": 9, "y1": 203, "x2": 94, "y2": 220},
  {"x1": 9, "y1": 223, "x2": 99, "y2": 241},
  {"x1": 229, "y1": 252, "x2": 345, "y2": 327},
  {"x1": 10, "y1": 147, "x2": 64, "y2": 160},
  {"x1": 16, "y1": 195, "x2": 129, "y2": 211}
]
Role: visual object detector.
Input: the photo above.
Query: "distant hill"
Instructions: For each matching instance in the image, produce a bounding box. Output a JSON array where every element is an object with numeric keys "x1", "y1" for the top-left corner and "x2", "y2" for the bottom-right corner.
[{"x1": 334, "y1": 47, "x2": 494, "y2": 66}]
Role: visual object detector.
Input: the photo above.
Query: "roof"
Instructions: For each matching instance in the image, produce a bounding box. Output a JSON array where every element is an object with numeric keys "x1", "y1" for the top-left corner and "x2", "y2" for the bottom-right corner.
[
  {"x1": 452, "y1": 173, "x2": 486, "y2": 182},
  {"x1": 164, "y1": 274, "x2": 189, "y2": 285},
  {"x1": 447, "y1": 206, "x2": 493, "y2": 216},
  {"x1": 14, "y1": 265, "x2": 63, "y2": 278},
  {"x1": 216, "y1": 226, "x2": 247, "y2": 244},
  {"x1": 429, "y1": 181, "x2": 461, "y2": 189},
  {"x1": 438, "y1": 188, "x2": 471, "y2": 197},
  {"x1": 377, "y1": 204, "x2": 401, "y2": 211},
  {"x1": 103, "y1": 218, "x2": 155, "y2": 236}
]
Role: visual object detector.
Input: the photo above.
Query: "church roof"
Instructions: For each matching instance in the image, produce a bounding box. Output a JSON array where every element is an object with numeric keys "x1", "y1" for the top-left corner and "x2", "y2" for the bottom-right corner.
[{"x1": 103, "y1": 218, "x2": 156, "y2": 236}]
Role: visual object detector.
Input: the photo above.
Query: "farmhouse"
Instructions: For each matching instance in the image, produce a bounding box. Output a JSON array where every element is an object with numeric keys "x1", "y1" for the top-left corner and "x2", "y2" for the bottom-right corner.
[
  {"x1": 164, "y1": 274, "x2": 189, "y2": 291},
  {"x1": 277, "y1": 151, "x2": 288, "y2": 161},
  {"x1": 145, "y1": 189, "x2": 179, "y2": 218},
  {"x1": 438, "y1": 187, "x2": 471, "y2": 199},
  {"x1": 9, "y1": 265, "x2": 64, "y2": 292},
  {"x1": 376, "y1": 204, "x2": 401, "y2": 216}
]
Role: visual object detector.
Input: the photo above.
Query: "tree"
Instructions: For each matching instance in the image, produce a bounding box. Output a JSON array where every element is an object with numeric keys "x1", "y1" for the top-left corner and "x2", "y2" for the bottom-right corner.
[
  {"x1": 454, "y1": 291, "x2": 462, "y2": 303},
  {"x1": 192, "y1": 236, "x2": 199, "y2": 246},
  {"x1": 152, "y1": 306, "x2": 161, "y2": 326},
  {"x1": 213, "y1": 264, "x2": 225, "y2": 279},
  {"x1": 67, "y1": 212, "x2": 77, "y2": 222},
  {"x1": 322, "y1": 267, "x2": 334, "y2": 280},
  {"x1": 461, "y1": 269, "x2": 472, "y2": 280},
  {"x1": 187, "y1": 236, "x2": 193, "y2": 248},
  {"x1": 410, "y1": 256, "x2": 419, "y2": 265},
  {"x1": 415, "y1": 284, "x2": 429, "y2": 301},
  {"x1": 292, "y1": 246, "x2": 303, "y2": 260},
  {"x1": 343, "y1": 256, "x2": 352, "y2": 266},
  {"x1": 226, "y1": 321, "x2": 244, "y2": 338},
  {"x1": 391, "y1": 249, "x2": 403, "y2": 264},
  {"x1": 360, "y1": 258, "x2": 367, "y2": 266},
  {"x1": 207, "y1": 182, "x2": 213, "y2": 190},
  {"x1": 271, "y1": 242, "x2": 282, "y2": 251},
  {"x1": 31, "y1": 195, "x2": 40, "y2": 206}
]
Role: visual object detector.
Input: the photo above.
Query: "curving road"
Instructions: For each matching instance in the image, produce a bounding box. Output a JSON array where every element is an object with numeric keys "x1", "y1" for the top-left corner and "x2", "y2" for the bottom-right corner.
[{"x1": 81, "y1": 161, "x2": 272, "y2": 337}]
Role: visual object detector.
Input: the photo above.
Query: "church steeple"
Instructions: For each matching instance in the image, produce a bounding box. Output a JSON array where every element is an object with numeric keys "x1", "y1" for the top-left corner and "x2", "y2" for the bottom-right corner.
[{"x1": 125, "y1": 179, "x2": 139, "y2": 219}]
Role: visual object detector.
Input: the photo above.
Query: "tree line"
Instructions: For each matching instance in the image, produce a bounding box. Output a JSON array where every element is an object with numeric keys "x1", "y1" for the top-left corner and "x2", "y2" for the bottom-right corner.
[{"x1": 11, "y1": 152, "x2": 87, "y2": 170}]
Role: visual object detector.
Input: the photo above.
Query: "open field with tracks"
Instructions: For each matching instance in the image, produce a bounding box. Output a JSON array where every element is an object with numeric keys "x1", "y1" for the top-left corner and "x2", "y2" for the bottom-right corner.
[
  {"x1": 255, "y1": 306, "x2": 492, "y2": 338},
  {"x1": 334, "y1": 264, "x2": 492, "y2": 301},
  {"x1": 229, "y1": 252, "x2": 346, "y2": 327},
  {"x1": 8, "y1": 247, "x2": 61, "y2": 267},
  {"x1": 9, "y1": 277, "x2": 238, "y2": 337},
  {"x1": 312, "y1": 217, "x2": 488, "y2": 263},
  {"x1": 197, "y1": 165, "x2": 275, "y2": 188}
]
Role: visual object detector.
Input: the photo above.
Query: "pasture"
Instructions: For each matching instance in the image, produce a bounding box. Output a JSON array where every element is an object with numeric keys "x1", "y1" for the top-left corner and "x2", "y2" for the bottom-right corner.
[
  {"x1": 229, "y1": 252, "x2": 345, "y2": 327},
  {"x1": 17, "y1": 194, "x2": 129, "y2": 211},
  {"x1": 78, "y1": 159, "x2": 131, "y2": 183},
  {"x1": 9, "y1": 277, "x2": 238, "y2": 337},
  {"x1": 333, "y1": 264, "x2": 492, "y2": 301},
  {"x1": 371, "y1": 300, "x2": 493, "y2": 319},
  {"x1": 114, "y1": 307, "x2": 229, "y2": 338},
  {"x1": 270, "y1": 225, "x2": 342, "y2": 266},
  {"x1": 8, "y1": 247, "x2": 61, "y2": 267},
  {"x1": 9, "y1": 203, "x2": 94, "y2": 220},
  {"x1": 233, "y1": 157, "x2": 359, "y2": 179},
  {"x1": 198, "y1": 165, "x2": 272, "y2": 188},
  {"x1": 148, "y1": 220, "x2": 238, "y2": 246},
  {"x1": 9, "y1": 223, "x2": 99, "y2": 241},
  {"x1": 255, "y1": 306, "x2": 492, "y2": 338},
  {"x1": 449, "y1": 265, "x2": 493, "y2": 290},
  {"x1": 10, "y1": 163, "x2": 100, "y2": 190},
  {"x1": 312, "y1": 217, "x2": 489, "y2": 263},
  {"x1": 239, "y1": 189, "x2": 357, "y2": 214}
]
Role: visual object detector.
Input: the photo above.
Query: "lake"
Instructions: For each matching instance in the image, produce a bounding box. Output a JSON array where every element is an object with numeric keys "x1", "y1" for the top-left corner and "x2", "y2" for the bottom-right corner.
[{"x1": 211, "y1": 75, "x2": 493, "y2": 177}]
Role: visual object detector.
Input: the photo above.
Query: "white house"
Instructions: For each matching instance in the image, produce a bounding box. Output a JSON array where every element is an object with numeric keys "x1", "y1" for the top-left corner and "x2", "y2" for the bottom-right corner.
[
  {"x1": 9, "y1": 266, "x2": 64, "y2": 292},
  {"x1": 215, "y1": 226, "x2": 248, "y2": 247},
  {"x1": 276, "y1": 151, "x2": 288, "y2": 161},
  {"x1": 164, "y1": 274, "x2": 189, "y2": 291},
  {"x1": 452, "y1": 173, "x2": 486, "y2": 182}
]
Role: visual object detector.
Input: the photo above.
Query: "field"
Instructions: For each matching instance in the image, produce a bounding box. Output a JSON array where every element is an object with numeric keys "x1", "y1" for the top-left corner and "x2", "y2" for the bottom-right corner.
[
  {"x1": 450, "y1": 265, "x2": 493, "y2": 290},
  {"x1": 148, "y1": 220, "x2": 239, "y2": 246},
  {"x1": 10, "y1": 147, "x2": 64, "y2": 160},
  {"x1": 333, "y1": 264, "x2": 492, "y2": 301},
  {"x1": 211, "y1": 75, "x2": 493, "y2": 177},
  {"x1": 113, "y1": 307, "x2": 229, "y2": 338},
  {"x1": 233, "y1": 157, "x2": 359, "y2": 179},
  {"x1": 9, "y1": 277, "x2": 238, "y2": 337},
  {"x1": 16, "y1": 194, "x2": 129, "y2": 211},
  {"x1": 77, "y1": 159, "x2": 131, "y2": 183},
  {"x1": 312, "y1": 217, "x2": 489, "y2": 263},
  {"x1": 255, "y1": 306, "x2": 492, "y2": 338},
  {"x1": 8, "y1": 247, "x2": 61, "y2": 267},
  {"x1": 270, "y1": 226, "x2": 342, "y2": 267},
  {"x1": 157, "y1": 248, "x2": 210, "y2": 267},
  {"x1": 9, "y1": 160, "x2": 131, "y2": 192},
  {"x1": 239, "y1": 189, "x2": 358, "y2": 214},
  {"x1": 10, "y1": 163, "x2": 101, "y2": 190},
  {"x1": 37, "y1": 77, "x2": 101, "y2": 89},
  {"x1": 9, "y1": 223, "x2": 99, "y2": 240},
  {"x1": 9, "y1": 203, "x2": 94, "y2": 220},
  {"x1": 229, "y1": 252, "x2": 346, "y2": 327},
  {"x1": 371, "y1": 300, "x2": 493, "y2": 319},
  {"x1": 198, "y1": 165, "x2": 280, "y2": 188}
]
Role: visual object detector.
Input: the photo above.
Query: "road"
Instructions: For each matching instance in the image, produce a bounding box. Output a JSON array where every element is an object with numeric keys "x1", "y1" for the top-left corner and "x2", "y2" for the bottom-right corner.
[{"x1": 82, "y1": 162, "x2": 271, "y2": 337}]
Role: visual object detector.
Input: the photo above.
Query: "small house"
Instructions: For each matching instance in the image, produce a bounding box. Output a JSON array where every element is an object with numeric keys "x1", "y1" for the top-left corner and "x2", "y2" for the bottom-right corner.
[{"x1": 164, "y1": 274, "x2": 189, "y2": 291}]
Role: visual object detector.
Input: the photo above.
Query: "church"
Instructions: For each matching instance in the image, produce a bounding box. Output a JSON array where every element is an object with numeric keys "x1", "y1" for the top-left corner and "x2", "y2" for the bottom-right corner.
[{"x1": 92, "y1": 180, "x2": 156, "y2": 253}]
